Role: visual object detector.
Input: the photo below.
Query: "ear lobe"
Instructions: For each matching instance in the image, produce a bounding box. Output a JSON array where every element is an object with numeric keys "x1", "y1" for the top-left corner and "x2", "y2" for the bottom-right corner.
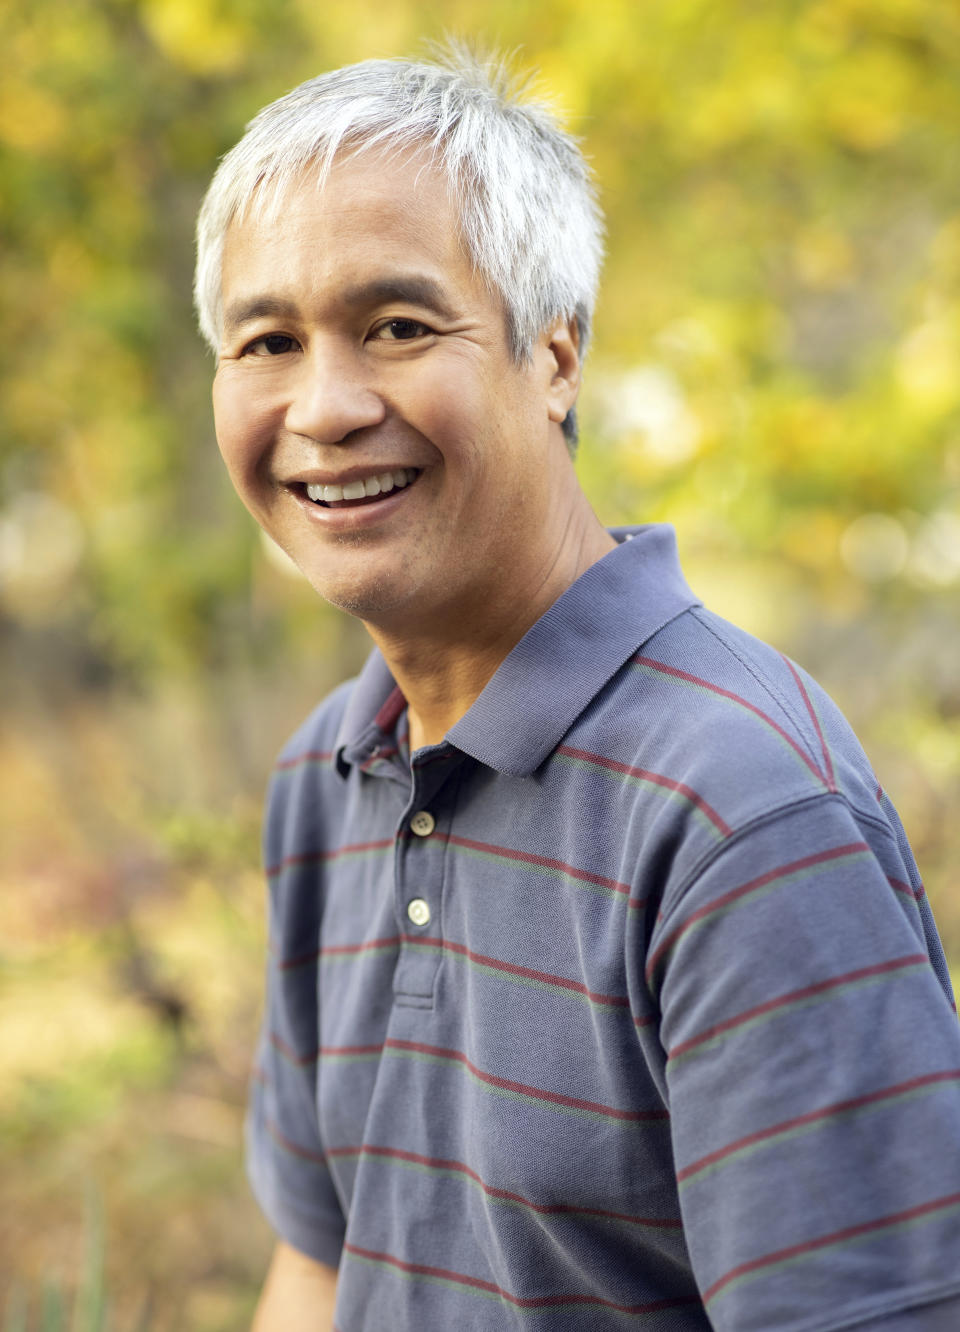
[{"x1": 545, "y1": 318, "x2": 581, "y2": 425}]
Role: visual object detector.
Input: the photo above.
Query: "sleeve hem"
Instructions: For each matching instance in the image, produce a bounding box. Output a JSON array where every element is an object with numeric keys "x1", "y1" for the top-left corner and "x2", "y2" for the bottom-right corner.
[
  {"x1": 790, "y1": 1280, "x2": 960, "y2": 1332},
  {"x1": 248, "y1": 1163, "x2": 346, "y2": 1269}
]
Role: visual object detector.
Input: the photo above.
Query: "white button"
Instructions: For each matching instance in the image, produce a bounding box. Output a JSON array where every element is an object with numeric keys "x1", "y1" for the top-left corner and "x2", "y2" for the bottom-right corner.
[
  {"x1": 410, "y1": 810, "x2": 436, "y2": 837},
  {"x1": 407, "y1": 898, "x2": 431, "y2": 927}
]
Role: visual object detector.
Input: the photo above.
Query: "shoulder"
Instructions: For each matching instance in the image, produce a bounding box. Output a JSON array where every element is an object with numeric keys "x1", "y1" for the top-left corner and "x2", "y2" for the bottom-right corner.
[
  {"x1": 275, "y1": 677, "x2": 357, "y2": 768},
  {"x1": 564, "y1": 601, "x2": 897, "y2": 894},
  {"x1": 630, "y1": 603, "x2": 883, "y2": 823},
  {"x1": 262, "y1": 677, "x2": 358, "y2": 861},
  {"x1": 678, "y1": 606, "x2": 883, "y2": 812}
]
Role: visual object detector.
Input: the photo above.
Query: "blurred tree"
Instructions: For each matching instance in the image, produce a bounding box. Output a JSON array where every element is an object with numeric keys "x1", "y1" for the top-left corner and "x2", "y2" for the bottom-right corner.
[
  {"x1": 2, "y1": 1, "x2": 958, "y2": 1316},
  {"x1": 0, "y1": 0, "x2": 957, "y2": 677}
]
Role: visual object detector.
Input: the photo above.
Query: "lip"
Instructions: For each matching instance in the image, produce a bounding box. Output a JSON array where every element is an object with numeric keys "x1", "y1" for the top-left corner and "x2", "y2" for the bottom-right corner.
[{"x1": 287, "y1": 470, "x2": 422, "y2": 531}]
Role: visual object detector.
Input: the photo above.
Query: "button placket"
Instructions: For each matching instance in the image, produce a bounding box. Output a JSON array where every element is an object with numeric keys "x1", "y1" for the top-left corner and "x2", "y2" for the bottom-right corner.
[
  {"x1": 393, "y1": 760, "x2": 461, "y2": 1007},
  {"x1": 406, "y1": 809, "x2": 436, "y2": 933}
]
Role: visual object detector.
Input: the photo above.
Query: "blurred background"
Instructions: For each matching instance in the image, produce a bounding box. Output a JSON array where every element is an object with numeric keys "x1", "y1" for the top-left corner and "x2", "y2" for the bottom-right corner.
[{"x1": 2, "y1": 0, "x2": 958, "y2": 1325}]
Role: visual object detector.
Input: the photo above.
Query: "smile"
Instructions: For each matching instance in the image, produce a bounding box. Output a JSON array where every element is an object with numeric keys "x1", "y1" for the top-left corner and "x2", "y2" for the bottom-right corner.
[{"x1": 303, "y1": 468, "x2": 420, "y2": 508}]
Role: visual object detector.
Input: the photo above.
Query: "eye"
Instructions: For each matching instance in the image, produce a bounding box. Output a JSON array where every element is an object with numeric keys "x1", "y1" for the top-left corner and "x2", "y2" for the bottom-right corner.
[
  {"x1": 371, "y1": 318, "x2": 431, "y2": 342},
  {"x1": 242, "y1": 333, "x2": 299, "y2": 357}
]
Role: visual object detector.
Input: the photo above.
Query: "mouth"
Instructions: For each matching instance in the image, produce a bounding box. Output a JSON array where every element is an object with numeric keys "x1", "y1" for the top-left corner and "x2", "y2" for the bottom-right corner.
[{"x1": 296, "y1": 467, "x2": 421, "y2": 509}]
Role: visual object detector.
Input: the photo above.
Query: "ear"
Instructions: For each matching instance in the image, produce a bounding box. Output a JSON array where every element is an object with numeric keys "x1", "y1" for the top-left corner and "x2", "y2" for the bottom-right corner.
[{"x1": 544, "y1": 317, "x2": 581, "y2": 425}]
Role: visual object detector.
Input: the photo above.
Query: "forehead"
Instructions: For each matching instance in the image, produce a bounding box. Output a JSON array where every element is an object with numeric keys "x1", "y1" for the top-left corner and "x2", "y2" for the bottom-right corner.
[{"x1": 219, "y1": 152, "x2": 474, "y2": 318}]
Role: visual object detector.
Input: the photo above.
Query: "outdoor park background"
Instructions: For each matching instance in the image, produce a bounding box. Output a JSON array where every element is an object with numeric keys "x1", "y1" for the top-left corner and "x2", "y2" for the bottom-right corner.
[{"x1": 2, "y1": 0, "x2": 959, "y2": 1325}]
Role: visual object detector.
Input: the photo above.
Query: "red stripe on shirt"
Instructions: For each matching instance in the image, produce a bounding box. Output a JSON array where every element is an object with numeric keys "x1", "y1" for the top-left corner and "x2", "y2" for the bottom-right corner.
[
  {"x1": 646, "y1": 842, "x2": 869, "y2": 981},
  {"x1": 558, "y1": 745, "x2": 733, "y2": 838},
  {"x1": 384, "y1": 1039, "x2": 669, "y2": 1123},
  {"x1": 668, "y1": 954, "x2": 930, "y2": 1059},
  {"x1": 344, "y1": 1242, "x2": 699, "y2": 1312},
  {"x1": 274, "y1": 749, "x2": 333, "y2": 771},
  {"x1": 327, "y1": 1143, "x2": 683, "y2": 1227},
  {"x1": 633, "y1": 654, "x2": 830, "y2": 788},
  {"x1": 265, "y1": 1115, "x2": 326, "y2": 1166},
  {"x1": 889, "y1": 875, "x2": 925, "y2": 901},
  {"x1": 678, "y1": 1069, "x2": 960, "y2": 1184},
  {"x1": 443, "y1": 832, "x2": 633, "y2": 896},
  {"x1": 401, "y1": 934, "x2": 630, "y2": 1007},
  {"x1": 277, "y1": 933, "x2": 401, "y2": 971},
  {"x1": 702, "y1": 1190, "x2": 960, "y2": 1304},
  {"x1": 266, "y1": 837, "x2": 394, "y2": 879},
  {"x1": 781, "y1": 654, "x2": 836, "y2": 792}
]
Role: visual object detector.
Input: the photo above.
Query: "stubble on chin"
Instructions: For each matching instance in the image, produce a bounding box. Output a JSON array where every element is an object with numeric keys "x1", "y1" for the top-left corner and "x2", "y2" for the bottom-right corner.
[{"x1": 296, "y1": 531, "x2": 412, "y2": 623}]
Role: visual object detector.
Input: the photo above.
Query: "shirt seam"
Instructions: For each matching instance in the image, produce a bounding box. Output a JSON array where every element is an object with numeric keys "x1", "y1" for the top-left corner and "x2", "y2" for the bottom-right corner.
[
  {"x1": 688, "y1": 606, "x2": 830, "y2": 786},
  {"x1": 776, "y1": 1276, "x2": 960, "y2": 1332},
  {"x1": 658, "y1": 788, "x2": 891, "y2": 932}
]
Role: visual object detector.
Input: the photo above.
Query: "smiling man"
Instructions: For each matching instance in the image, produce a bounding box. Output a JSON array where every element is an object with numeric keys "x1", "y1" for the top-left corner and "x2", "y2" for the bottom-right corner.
[
  {"x1": 195, "y1": 51, "x2": 960, "y2": 1332},
  {"x1": 210, "y1": 148, "x2": 611, "y2": 747}
]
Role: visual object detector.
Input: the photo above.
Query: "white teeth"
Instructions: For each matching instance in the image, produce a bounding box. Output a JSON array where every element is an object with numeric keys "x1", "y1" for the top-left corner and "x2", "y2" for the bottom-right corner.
[{"x1": 304, "y1": 469, "x2": 418, "y2": 504}]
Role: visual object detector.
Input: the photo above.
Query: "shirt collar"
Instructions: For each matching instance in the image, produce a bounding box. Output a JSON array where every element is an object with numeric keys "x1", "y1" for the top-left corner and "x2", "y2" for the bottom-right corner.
[{"x1": 335, "y1": 524, "x2": 699, "y2": 778}]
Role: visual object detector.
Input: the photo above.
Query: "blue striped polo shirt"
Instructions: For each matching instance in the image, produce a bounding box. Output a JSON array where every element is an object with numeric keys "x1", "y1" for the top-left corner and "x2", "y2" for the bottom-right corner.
[{"x1": 247, "y1": 524, "x2": 960, "y2": 1331}]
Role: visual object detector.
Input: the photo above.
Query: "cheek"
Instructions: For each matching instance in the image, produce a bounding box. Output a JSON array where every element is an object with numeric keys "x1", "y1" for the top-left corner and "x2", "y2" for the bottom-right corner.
[
  {"x1": 212, "y1": 377, "x2": 273, "y2": 482},
  {"x1": 407, "y1": 362, "x2": 502, "y2": 465}
]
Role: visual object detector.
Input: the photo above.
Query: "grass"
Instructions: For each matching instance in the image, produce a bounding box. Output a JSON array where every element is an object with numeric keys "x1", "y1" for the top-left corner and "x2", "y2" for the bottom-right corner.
[{"x1": 3, "y1": 1192, "x2": 151, "y2": 1332}]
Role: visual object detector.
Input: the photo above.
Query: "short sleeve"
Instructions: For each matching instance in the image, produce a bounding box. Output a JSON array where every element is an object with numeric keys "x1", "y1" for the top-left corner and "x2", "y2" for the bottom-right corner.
[
  {"x1": 649, "y1": 794, "x2": 960, "y2": 1332},
  {"x1": 245, "y1": 773, "x2": 346, "y2": 1267}
]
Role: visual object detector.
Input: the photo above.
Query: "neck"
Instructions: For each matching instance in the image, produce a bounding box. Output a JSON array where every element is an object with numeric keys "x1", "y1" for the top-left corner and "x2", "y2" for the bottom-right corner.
[{"x1": 366, "y1": 502, "x2": 616, "y2": 751}]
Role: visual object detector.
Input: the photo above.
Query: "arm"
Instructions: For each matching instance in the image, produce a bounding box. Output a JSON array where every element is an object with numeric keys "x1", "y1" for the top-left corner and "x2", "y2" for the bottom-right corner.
[
  {"x1": 246, "y1": 755, "x2": 348, "y2": 1319},
  {"x1": 252, "y1": 1241, "x2": 339, "y2": 1331},
  {"x1": 650, "y1": 795, "x2": 960, "y2": 1331}
]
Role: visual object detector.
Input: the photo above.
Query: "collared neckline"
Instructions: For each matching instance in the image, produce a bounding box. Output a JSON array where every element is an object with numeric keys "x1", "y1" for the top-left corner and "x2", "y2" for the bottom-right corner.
[{"x1": 335, "y1": 525, "x2": 699, "y2": 778}]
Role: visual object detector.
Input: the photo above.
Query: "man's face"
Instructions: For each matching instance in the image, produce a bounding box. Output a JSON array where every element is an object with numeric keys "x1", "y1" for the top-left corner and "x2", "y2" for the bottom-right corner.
[{"x1": 212, "y1": 151, "x2": 578, "y2": 634}]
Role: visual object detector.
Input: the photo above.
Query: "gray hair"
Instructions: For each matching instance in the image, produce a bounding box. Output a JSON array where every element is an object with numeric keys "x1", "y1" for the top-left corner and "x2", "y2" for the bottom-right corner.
[{"x1": 193, "y1": 46, "x2": 604, "y2": 447}]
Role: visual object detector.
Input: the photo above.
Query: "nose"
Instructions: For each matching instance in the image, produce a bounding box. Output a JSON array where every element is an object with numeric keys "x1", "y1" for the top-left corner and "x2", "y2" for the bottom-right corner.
[{"x1": 284, "y1": 344, "x2": 386, "y2": 444}]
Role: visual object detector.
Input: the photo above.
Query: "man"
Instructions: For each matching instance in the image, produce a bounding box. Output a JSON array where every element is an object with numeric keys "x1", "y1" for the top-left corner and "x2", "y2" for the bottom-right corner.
[{"x1": 195, "y1": 50, "x2": 960, "y2": 1331}]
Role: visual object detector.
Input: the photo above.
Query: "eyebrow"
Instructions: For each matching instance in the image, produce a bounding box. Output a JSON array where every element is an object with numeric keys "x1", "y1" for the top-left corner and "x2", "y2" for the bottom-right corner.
[
  {"x1": 221, "y1": 296, "x2": 297, "y2": 333},
  {"x1": 222, "y1": 275, "x2": 457, "y2": 334}
]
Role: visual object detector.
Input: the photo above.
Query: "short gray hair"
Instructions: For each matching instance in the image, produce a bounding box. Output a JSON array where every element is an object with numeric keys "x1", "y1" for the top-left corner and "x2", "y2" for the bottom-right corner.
[{"x1": 193, "y1": 46, "x2": 604, "y2": 447}]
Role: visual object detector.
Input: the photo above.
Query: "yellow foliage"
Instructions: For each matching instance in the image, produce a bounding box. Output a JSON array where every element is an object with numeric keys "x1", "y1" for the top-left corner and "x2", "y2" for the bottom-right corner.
[
  {"x1": 929, "y1": 215, "x2": 960, "y2": 283},
  {"x1": 291, "y1": 0, "x2": 417, "y2": 64},
  {"x1": 794, "y1": 2, "x2": 855, "y2": 59},
  {"x1": 820, "y1": 47, "x2": 913, "y2": 149},
  {"x1": 896, "y1": 317, "x2": 960, "y2": 416},
  {"x1": 770, "y1": 396, "x2": 845, "y2": 466},
  {"x1": 0, "y1": 79, "x2": 65, "y2": 151},
  {"x1": 793, "y1": 225, "x2": 856, "y2": 290},
  {"x1": 139, "y1": 0, "x2": 249, "y2": 73},
  {"x1": 532, "y1": 49, "x2": 590, "y2": 126},
  {"x1": 780, "y1": 508, "x2": 847, "y2": 574},
  {"x1": 0, "y1": 968, "x2": 149, "y2": 1107},
  {"x1": 48, "y1": 238, "x2": 98, "y2": 295}
]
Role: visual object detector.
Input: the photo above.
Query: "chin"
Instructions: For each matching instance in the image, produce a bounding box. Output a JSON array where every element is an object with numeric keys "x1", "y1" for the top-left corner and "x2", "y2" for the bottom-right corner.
[{"x1": 304, "y1": 569, "x2": 415, "y2": 624}]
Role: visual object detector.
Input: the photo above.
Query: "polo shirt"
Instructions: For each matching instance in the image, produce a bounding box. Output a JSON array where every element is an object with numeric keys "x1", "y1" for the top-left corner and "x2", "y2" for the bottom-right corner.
[{"x1": 247, "y1": 524, "x2": 960, "y2": 1331}]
